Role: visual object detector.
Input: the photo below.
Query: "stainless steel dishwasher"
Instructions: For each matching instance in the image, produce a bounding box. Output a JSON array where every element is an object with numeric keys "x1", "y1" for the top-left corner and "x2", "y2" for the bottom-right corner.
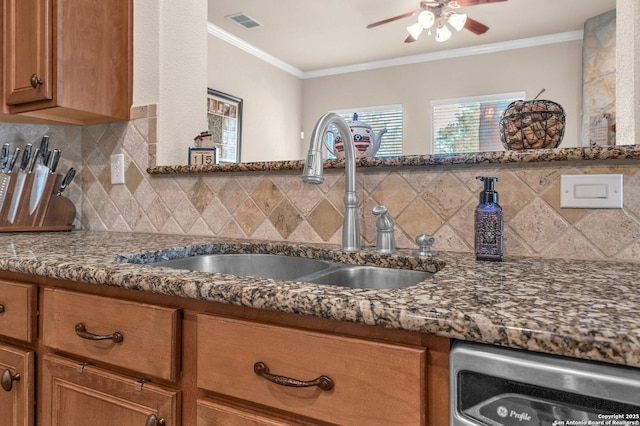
[{"x1": 450, "y1": 341, "x2": 640, "y2": 425}]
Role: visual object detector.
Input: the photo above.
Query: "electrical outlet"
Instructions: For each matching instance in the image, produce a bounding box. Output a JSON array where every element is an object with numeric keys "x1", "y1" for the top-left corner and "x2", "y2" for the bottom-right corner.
[{"x1": 110, "y1": 153, "x2": 125, "y2": 185}]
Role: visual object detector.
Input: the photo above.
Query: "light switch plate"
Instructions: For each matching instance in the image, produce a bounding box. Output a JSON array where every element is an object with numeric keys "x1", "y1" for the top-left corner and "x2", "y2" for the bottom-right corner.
[
  {"x1": 110, "y1": 153, "x2": 125, "y2": 185},
  {"x1": 560, "y1": 174, "x2": 623, "y2": 208}
]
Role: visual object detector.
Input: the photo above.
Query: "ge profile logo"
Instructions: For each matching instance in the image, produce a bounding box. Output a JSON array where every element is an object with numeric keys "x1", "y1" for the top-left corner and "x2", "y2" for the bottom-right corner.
[{"x1": 497, "y1": 406, "x2": 509, "y2": 418}]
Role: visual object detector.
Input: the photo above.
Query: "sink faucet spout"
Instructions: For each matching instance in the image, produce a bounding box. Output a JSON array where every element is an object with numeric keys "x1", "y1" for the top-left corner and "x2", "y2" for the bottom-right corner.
[{"x1": 302, "y1": 112, "x2": 360, "y2": 252}]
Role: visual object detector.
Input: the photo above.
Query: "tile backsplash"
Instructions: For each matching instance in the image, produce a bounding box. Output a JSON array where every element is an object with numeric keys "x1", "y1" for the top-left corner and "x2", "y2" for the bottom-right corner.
[{"x1": 2, "y1": 107, "x2": 640, "y2": 262}]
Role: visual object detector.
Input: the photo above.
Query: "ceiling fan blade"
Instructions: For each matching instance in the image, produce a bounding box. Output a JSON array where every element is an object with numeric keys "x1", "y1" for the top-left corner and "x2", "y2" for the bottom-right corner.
[
  {"x1": 464, "y1": 16, "x2": 489, "y2": 35},
  {"x1": 404, "y1": 34, "x2": 417, "y2": 43},
  {"x1": 454, "y1": 0, "x2": 507, "y2": 6},
  {"x1": 367, "y1": 10, "x2": 420, "y2": 29}
]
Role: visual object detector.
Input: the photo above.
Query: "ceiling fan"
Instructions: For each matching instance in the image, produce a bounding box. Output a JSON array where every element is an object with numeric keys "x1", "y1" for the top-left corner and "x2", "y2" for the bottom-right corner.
[{"x1": 367, "y1": 0, "x2": 507, "y2": 43}]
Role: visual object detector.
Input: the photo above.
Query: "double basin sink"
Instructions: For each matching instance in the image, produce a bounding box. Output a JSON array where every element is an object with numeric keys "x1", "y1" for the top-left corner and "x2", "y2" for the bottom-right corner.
[{"x1": 147, "y1": 253, "x2": 432, "y2": 290}]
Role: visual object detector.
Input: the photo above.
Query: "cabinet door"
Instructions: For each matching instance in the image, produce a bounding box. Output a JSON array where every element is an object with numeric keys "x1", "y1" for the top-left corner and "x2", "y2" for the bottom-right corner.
[
  {"x1": 41, "y1": 354, "x2": 180, "y2": 426},
  {"x1": 0, "y1": 343, "x2": 35, "y2": 426},
  {"x1": 3, "y1": 0, "x2": 51, "y2": 105}
]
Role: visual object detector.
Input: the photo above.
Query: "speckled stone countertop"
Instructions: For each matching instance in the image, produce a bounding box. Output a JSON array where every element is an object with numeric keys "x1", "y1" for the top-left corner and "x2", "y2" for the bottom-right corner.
[
  {"x1": 1, "y1": 231, "x2": 639, "y2": 369},
  {"x1": 147, "y1": 145, "x2": 640, "y2": 174}
]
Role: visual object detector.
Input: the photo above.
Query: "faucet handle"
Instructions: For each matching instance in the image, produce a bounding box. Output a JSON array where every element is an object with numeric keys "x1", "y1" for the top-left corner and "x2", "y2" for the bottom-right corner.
[{"x1": 413, "y1": 234, "x2": 437, "y2": 257}]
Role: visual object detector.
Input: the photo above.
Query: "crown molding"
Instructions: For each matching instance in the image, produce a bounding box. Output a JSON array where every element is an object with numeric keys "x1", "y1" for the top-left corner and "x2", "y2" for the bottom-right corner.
[{"x1": 208, "y1": 23, "x2": 583, "y2": 80}]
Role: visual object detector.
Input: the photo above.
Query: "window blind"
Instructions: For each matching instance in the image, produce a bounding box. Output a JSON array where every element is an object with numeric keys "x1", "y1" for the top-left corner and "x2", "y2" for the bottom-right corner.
[{"x1": 431, "y1": 92, "x2": 524, "y2": 154}]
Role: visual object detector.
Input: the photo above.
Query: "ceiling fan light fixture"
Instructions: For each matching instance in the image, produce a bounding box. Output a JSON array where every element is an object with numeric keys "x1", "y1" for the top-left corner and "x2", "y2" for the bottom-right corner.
[
  {"x1": 407, "y1": 22, "x2": 424, "y2": 40},
  {"x1": 435, "y1": 22, "x2": 452, "y2": 42},
  {"x1": 417, "y1": 10, "x2": 435, "y2": 29},
  {"x1": 448, "y1": 12, "x2": 467, "y2": 32}
]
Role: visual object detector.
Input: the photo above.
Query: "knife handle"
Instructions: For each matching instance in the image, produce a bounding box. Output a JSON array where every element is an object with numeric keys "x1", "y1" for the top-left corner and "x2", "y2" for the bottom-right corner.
[{"x1": 56, "y1": 168, "x2": 76, "y2": 196}]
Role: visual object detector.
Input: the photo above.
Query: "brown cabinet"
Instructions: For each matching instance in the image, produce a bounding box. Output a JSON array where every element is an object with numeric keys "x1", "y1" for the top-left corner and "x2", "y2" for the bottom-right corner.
[
  {"x1": 42, "y1": 288, "x2": 181, "y2": 382},
  {"x1": 2, "y1": 0, "x2": 132, "y2": 124},
  {"x1": 41, "y1": 354, "x2": 179, "y2": 426},
  {"x1": 197, "y1": 314, "x2": 427, "y2": 425},
  {"x1": 0, "y1": 272, "x2": 450, "y2": 425},
  {"x1": 0, "y1": 343, "x2": 35, "y2": 426}
]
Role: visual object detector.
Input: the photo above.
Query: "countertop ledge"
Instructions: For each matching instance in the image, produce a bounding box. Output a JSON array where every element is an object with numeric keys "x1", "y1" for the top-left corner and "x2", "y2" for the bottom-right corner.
[{"x1": 1, "y1": 231, "x2": 639, "y2": 369}]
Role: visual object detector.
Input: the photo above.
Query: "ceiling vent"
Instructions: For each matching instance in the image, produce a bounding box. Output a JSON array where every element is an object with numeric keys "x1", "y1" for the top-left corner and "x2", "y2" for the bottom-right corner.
[{"x1": 226, "y1": 13, "x2": 263, "y2": 29}]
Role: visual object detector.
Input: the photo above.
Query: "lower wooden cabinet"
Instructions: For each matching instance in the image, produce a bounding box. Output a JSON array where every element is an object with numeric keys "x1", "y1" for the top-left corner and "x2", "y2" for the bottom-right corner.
[
  {"x1": 0, "y1": 273, "x2": 450, "y2": 425},
  {"x1": 41, "y1": 354, "x2": 180, "y2": 426},
  {"x1": 0, "y1": 343, "x2": 34, "y2": 426},
  {"x1": 197, "y1": 398, "x2": 316, "y2": 426},
  {"x1": 197, "y1": 314, "x2": 427, "y2": 425}
]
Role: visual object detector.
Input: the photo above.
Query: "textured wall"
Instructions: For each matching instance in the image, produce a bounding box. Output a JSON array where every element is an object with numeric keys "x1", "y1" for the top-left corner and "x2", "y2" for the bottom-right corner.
[
  {"x1": 2, "y1": 108, "x2": 640, "y2": 262},
  {"x1": 582, "y1": 9, "x2": 616, "y2": 146}
]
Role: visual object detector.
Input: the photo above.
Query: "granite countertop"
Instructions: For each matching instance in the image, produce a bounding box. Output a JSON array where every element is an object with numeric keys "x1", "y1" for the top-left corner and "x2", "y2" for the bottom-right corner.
[{"x1": 1, "y1": 230, "x2": 639, "y2": 368}]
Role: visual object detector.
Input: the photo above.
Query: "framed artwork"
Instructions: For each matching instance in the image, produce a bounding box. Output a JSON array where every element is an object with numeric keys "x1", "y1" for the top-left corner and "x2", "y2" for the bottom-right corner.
[
  {"x1": 207, "y1": 88, "x2": 242, "y2": 163},
  {"x1": 188, "y1": 147, "x2": 217, "y2": 166}
]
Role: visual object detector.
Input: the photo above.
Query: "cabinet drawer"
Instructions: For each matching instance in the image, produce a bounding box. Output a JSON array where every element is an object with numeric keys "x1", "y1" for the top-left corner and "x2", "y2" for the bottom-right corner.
[
  {"x1": 0, "y1": 280, "x2": 36, "y2": 342},
  {"x1": 42, "y1": 288, "x2": 180, "y2": 381},
  {"x1": 197, "y1": 315, "x2": 427, "y2": 425},
  {"x1": 41, "y1": 354, "x2": 179, "y2": 426}
]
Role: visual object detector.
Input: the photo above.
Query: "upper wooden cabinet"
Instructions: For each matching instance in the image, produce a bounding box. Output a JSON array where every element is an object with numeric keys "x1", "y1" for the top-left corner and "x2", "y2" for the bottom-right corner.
[{"x1": 2, "y1": 0, "x2": 132, "y2": 124}]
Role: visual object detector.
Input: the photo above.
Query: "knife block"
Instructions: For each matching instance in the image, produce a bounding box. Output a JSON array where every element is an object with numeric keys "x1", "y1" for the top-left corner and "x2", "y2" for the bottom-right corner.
[{"x1": 0, "y1": 172, "x2": 76, "y2": 232}]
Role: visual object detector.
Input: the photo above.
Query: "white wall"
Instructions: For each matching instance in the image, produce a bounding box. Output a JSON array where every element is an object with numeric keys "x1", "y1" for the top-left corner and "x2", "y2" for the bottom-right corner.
[
  {"x1": 207, "y1": 36, "x2": 303, "y2": 162},
  {"x1": 133, "y1": 0, "x2": 207, "y2": 166},
  {"x1": 302, "y1": 40, "x2": 584, "y2": 155}
]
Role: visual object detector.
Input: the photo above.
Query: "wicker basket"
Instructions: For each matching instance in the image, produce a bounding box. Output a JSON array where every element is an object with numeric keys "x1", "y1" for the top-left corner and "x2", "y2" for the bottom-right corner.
[{"x1": 499, "y1": 99, "x2": 565, "y2": 150}]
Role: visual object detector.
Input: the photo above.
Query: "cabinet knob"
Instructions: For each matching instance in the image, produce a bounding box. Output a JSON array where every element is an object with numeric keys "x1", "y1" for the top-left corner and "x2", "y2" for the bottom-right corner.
[
  {"x1": 1, "y1": 369, "x2": 20, "y2": 392},
  {"x1": 30, "y1": 74, "x2": 44, "y2": 88},
  {"x1": 0, "y1": 304, "x2": 4, "y2": 314},
  {"x1": 144, "y1": 414, "x2": 166, "y2": 426}
]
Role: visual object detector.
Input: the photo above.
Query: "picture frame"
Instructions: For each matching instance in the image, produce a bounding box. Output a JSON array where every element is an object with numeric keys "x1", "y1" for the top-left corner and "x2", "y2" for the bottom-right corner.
[
  {"x1": 207, "y1": 88, "x2": 243, "y2": 163},
  {"x1": 188, "y1": 147, "x2": 217, "y2": 166}
]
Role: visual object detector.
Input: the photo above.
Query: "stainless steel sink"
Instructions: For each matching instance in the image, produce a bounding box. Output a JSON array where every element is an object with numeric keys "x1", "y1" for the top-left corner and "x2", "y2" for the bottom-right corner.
[
  {"x1": 301, "y1": 265, "x2": 432, "y2": 289},
  {"x1": 145, "y1": 253, "x2": 432, "y2": 289},
  {"x1": 149, "y1": 253, "x2": 332, "y2": 281}
]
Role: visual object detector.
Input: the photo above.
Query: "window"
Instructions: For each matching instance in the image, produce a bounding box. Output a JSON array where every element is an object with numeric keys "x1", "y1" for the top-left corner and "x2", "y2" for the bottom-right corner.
[
  {"x1": 329, "y1": 104, "x2": 403, "y2": 158},
  {"x1": 431, "y1": 92, "x2": 525, "y2": 154}
]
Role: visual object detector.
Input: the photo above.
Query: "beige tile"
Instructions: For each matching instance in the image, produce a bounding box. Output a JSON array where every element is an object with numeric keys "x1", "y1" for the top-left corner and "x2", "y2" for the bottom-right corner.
[
  {"x1": 493, "y1": 171, "x2": 534, "y2": 222},
  {"x1": 285, "y1": 179, "x2": 325, "y2": 216},
  {"x1": 510, "y1": 198, "x2": 568, "y2": 253},
  {"x1": 217, "y1": 179, "x2": 247, "y2": 214},
  {"x1": 575, "y1": 210, "x2": 640, "y2": 257},
  {"x1": 146, "y1": 197, "x2": 172, "y2": 231},
  {"x1": 515, "y1": 166, "x2": 565, "y2": 193},
  {"x1": 172, "y1": 193, "x2": 201, "y2": 232},
  {"x1": 541, "y1": 180, "x2": 589, "y2": 225},
  {"x1": 371, "y1": 173, "x2": 417, "y2": 218},
  {"x1": 396, "y1": 198, "x2": 443, "y2": 239},
  {"x1": 307, "y1": 199, "x2": 343, "y2": 242},
  {"x1": 251, "y1": 178, "x2": 284, "y2": 215},
  {"x1": 421, "y1": 173, "x2": 471, "y2": 220},
  {"x1": 98, "y1": 165, "x2": 113, "y2": 194},
  {"x1": 234, "y1": 198, "x2": 265, "y2": 236},
  {"x1": 433, "y1": 224, "x2": 472, "y2": 253},
  {"x1": 130, "y1": 105, "x2": 149, "y2": 120},
  {"x1": 543, "y1": 228, "x2": 602, "y2": 260},
  {"x1": 125, "y1": 162, "x2": 145, "y2": 195},
  {"x1": 269, "y1": 198, "x2": 303, "y2": 239},
  {"x1": 97, "y1": 128, "x2": 120, "y2": 158},
  {"x1": 187, "y1": 178, "x2": 215, "y2": 214},
  {"x1": 201, "y1": 198, "x2": 232, "y2": 234}
]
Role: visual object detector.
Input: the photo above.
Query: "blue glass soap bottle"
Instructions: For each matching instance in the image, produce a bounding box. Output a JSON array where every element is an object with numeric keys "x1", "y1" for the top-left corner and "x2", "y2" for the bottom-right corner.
[{"x1": 475, "y1": 176, "x2": 504, "y2": 262}]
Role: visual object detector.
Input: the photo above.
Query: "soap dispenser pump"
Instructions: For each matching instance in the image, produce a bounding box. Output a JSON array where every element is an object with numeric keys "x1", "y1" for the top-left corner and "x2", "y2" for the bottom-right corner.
[{"x1": 475, "y1": 176, "x2": 504, "y2": 262}]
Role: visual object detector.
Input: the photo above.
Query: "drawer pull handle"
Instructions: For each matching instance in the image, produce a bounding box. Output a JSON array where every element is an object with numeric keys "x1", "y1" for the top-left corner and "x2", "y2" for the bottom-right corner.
[
  {"x1": 144, "y1": 414, "x2": 166, "y2": 426},
  {"x1": 253, "y1": 361, "x2": 333, "y2": 391},
  {"x1": 75, "y1": 323, "x2": 124, "y2": 343},
  {"x1": 1, "y1": 369, "x2": 20, "y2": 392}
]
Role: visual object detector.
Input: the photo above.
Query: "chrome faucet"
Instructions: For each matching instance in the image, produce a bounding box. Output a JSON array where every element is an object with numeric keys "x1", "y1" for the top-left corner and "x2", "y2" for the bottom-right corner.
[
  {"x1": 302, "y1": 112, "x2": 360, "y2": 252},
  {"x1": 372, "y1": 205, "x2": 396, "y2": 254}
]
